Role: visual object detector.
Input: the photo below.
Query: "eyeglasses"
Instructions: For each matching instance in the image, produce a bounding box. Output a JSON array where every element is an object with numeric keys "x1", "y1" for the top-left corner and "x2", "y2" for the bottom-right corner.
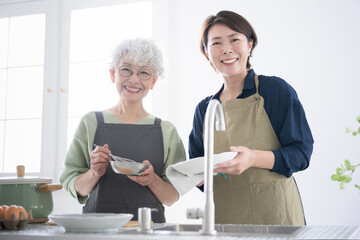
[{"x1": 118, "y1": 65, "x2": 154, "y2": 81}]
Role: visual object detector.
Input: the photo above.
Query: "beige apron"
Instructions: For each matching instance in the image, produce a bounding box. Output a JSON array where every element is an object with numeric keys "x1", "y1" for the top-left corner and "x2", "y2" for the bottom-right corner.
[{"x1": 213, "y1": 74, "x2": 305, "y2": 225}]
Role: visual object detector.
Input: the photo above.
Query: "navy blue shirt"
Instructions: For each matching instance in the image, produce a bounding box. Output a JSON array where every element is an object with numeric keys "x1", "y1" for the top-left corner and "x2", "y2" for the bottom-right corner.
[{"x1": 188, "y1": 69, "x2": 314, "y2": 178}]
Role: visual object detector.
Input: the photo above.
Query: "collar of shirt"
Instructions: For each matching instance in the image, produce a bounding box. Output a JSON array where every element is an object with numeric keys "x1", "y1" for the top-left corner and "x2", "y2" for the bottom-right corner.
[{"x1": 211, "y1": 69, "x2": 256, "y2": 101}]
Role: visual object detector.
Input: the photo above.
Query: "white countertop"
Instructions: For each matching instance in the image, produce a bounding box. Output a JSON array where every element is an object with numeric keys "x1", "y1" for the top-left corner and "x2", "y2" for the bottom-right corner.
[{"x1": 0, "y1": 224, "x2": 359, "y2": 240}]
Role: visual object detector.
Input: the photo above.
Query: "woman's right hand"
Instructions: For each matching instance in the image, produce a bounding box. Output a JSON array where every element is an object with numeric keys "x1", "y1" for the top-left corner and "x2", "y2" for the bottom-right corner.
[
  {"x1": 90, "y1": 144, "x2": 111, "y2": 177},
  {"x1": 75, "y1": 144, "x2": 111, "y2": 197}
]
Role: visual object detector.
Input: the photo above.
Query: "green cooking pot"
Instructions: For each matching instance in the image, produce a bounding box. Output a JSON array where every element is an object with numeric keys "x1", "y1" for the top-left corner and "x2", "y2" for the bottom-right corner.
[{"x1": 0, "y1": 176, "x2": 62, "y2": 219}]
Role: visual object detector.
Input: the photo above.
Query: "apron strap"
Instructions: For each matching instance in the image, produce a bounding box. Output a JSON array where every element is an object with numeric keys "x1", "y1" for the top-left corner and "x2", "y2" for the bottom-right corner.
[
  {"x1": 154, "y1": 117, "x2": 162, "y2": 125},
  {"x1": 95, "y1": 111, "x2": 105, "y2": 124},
  {"x1": 254, "y1": 74, "x2": 263, "y2": 124},
  {"x1": 254, "y1": 74, "x2": 260, "y2": 94}
]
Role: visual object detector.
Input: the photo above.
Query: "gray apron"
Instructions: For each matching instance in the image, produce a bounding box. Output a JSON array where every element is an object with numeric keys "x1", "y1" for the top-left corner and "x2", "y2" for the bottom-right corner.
[
  {"x1": 83, "y1": 111, "x2": 166, "y2": 223},
  {"x1": 213, "y1": 74, "x2": 305, "y2": 225}
]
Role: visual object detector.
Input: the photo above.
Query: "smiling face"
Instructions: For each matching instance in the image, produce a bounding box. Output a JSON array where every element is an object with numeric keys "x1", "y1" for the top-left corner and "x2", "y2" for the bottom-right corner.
[
  {"x1": 206, "y1": 24, "x2": 253, "y2": 79},
  {"x1": 110, "y1": 60, "x2": 157, "y2": 103}
]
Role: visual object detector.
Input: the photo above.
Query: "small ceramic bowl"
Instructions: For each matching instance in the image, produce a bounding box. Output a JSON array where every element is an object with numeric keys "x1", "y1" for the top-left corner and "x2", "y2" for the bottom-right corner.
[{"x1": 110, "y1": 161, "x2": 149, "y2": 175}]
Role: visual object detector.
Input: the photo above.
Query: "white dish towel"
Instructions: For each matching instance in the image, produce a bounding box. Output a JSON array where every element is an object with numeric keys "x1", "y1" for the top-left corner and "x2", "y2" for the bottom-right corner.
[{"x1": 166, "y1": 152, "x2": 237, "y2": 196}]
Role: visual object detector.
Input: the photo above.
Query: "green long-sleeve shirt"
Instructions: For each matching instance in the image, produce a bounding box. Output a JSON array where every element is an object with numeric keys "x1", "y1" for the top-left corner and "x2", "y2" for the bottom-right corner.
[{"x1": 60, "y1": 110, "x2": 186, "y2": 204}]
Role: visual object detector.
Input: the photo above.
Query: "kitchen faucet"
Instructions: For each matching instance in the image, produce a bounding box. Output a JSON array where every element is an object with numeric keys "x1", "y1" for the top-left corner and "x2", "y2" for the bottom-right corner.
[{"x1": 187, "y1": 99, "x2": 226, "y2": 235}]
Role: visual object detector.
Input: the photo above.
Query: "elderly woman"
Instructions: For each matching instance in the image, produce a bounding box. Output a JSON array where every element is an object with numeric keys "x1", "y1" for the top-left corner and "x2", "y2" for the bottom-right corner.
[{"x1": 60, "y1": 38, "x2": 186, "y2": 223}]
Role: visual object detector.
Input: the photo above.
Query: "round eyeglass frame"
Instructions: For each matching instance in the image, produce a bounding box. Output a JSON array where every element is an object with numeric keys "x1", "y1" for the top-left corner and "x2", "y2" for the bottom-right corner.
[{"x1": 118, "y1": 65, "x2": 154, "y2": 81}]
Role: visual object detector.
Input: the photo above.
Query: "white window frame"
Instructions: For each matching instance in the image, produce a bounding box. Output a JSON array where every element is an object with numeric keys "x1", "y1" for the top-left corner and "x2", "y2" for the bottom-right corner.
[
  {"x1": 0, "y1": 0, "x2": 59, "y2": 178},
  {"x1": 0, "y1": 0, "x2": 172, "y2": 181}
]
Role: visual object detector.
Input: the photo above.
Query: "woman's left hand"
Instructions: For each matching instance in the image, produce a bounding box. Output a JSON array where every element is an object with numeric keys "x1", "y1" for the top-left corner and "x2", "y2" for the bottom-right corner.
[
  {"x1": 127, "y1": 160, "x2": 155, "y2": 186},
  {"x1": 214, "y1": 146, "x2": 254, "y2": 175}
]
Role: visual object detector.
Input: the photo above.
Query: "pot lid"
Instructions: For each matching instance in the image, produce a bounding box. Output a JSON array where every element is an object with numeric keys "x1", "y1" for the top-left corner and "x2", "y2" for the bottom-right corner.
[{"x1": 0, "y1": 176, "x2": 53, "y2": 185}]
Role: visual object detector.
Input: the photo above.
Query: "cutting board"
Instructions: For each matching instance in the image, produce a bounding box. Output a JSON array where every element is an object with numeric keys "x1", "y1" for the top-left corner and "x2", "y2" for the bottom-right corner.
[
  {"x1": 123, "y1": 221, "x2": 153, "y2": 227},
  {"x1": 123, "y1": 221, "x2": 140, "y2": 227}
]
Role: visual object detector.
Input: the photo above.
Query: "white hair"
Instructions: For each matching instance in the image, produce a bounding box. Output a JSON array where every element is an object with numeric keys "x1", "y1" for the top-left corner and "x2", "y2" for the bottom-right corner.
[{"x1": 110, "y1": 38, "x2": 164, "y2": 78}]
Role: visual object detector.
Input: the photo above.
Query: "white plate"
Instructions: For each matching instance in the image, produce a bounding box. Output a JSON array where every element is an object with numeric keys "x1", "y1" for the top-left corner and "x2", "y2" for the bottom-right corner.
[
  {"x1": 173, "y1": 151, "x2": 237, "y2": 176},
  {"x1": 49, "y1": 213, "x2": 133, "y2": 233}
]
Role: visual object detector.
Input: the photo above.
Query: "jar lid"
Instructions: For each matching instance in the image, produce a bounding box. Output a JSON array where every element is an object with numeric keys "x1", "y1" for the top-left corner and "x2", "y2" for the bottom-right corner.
[{"x1": 0, "y1": 176, "x2": 53, "y2": 185}]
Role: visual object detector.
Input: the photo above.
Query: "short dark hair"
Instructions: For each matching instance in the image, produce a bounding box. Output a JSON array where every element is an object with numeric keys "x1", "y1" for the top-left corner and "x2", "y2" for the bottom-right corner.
[{"x1": 200, "y1": 10, "x2": 258, "y2": 70}]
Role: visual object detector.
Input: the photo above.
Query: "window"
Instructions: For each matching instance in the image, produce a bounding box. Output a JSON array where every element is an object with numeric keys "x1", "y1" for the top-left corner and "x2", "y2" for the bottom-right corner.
[
  {"x1": 0, "y1": 0, "x2": 160, "y2": 178},
  {"x1": 0, "y1": 11, "x2": 46, "y2": 173},
  {"x1": 67, "y1": 1, "x2": 153, "y2": 147}
]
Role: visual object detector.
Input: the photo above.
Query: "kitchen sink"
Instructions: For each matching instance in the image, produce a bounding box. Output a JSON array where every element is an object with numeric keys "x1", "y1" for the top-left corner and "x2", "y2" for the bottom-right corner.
[
  {"x1": 222, "y1": 224, "x2": 303, "y2": 236},
  {"x1": 152, "y1": 224, "x2": 221, "y2": 232},
  {"x1": 151, "y1": 224, "x2": 304, "y2": 237}
]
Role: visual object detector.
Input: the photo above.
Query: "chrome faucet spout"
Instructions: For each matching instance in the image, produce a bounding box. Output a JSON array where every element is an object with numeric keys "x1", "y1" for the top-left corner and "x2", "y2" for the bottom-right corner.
[{"x1": 201, "y1": 99, "x2": 225, "y2": 235}]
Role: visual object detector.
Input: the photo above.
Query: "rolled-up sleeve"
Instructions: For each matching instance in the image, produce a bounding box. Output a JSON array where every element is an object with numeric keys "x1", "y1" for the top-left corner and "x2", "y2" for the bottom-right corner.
[
  {"x1": 268, "y1": 79, "x2": 314, "y2": 177},
  {"x1": 60, "y1": 115, "x2": 93, "y2": 204}
]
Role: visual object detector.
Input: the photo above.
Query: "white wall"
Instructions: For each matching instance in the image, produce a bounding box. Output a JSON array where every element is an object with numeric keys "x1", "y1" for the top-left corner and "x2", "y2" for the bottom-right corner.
[
  {"x1": 53, "y1": 0, "x2": 360, "y2": 226},
  {"x1": 158, "y1": 0, "x2": 360, "y2": 226}
]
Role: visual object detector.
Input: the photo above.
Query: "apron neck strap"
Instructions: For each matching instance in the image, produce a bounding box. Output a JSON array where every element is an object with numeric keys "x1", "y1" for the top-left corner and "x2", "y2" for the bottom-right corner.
[
  {"x1": 154, "y1": 117, "x2": 162, "y2": 125},
  {"x1": 254, "y1": 74, "x2": 260, "y2": 95},
  {"x1": 95, "y1": 111, "x2": 105, "y2": 124}
]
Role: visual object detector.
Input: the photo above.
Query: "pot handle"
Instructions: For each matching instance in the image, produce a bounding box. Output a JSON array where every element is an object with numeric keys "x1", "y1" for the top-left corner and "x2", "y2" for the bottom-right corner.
[{"x1": 38, "y1": 184, "x2": 63, "y2": 192}]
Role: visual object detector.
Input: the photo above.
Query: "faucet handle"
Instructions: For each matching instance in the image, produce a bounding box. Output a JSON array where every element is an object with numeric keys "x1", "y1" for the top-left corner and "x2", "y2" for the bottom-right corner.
[{"x1": 187, "y1": 208, "x2": 204, "y2": 219}]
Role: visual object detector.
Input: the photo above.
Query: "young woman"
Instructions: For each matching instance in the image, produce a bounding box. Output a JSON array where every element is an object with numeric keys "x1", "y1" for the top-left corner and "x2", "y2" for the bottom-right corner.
[
  {"x1": 189, "y1": 11, "x2": 314, "y2": 225},
  {"x1": 60, "y1": 38, "x2": 186, "y2": 223}
]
